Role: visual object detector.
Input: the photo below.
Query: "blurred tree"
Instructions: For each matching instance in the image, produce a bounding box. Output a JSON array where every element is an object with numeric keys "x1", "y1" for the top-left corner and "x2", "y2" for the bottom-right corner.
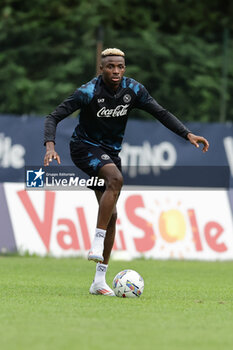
[{"x1": 0, "y1": 0, "x2": 232, "y2": 121}]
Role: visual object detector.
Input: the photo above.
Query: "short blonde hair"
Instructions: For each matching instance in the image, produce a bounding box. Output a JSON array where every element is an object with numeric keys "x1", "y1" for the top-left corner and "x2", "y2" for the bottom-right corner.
[{"x1": 101, "y1": 48, "x2": 125, "y2": 58}]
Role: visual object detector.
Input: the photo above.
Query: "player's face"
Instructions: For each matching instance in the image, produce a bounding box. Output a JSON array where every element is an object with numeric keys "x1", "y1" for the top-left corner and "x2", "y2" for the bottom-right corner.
[{"x1": 100, "y1": 56, "x2": 125, "y2": 90}]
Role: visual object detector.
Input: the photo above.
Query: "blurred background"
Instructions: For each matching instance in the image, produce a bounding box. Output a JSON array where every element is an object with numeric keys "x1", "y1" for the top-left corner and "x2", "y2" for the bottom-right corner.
[
  {"x1": 0, "y1": 0, "x2": 233, "y2": 259},
  {"x1": 0, "y1": 0, "x2": 232, "y2": 122}
]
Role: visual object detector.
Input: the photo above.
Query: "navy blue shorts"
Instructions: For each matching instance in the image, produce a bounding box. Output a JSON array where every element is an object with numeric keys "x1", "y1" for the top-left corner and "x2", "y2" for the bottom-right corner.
[{"x1": 70, "y1": 139, "x2": 122, "y2": 192}]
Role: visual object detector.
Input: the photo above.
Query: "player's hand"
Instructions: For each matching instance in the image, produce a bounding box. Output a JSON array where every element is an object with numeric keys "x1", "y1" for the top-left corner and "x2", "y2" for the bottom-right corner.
[
  {"x1": 44, "y1": 142, "x2": 61, "y2": 166},
  {"x1": 187, "y1": 133, "x2": 209, "y2": 153}
]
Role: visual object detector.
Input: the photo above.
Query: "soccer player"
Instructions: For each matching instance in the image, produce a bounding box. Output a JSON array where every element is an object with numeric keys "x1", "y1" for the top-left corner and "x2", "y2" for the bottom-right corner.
[{"x1": 44, "y1": 48, "x2": 209, "y2": 296}]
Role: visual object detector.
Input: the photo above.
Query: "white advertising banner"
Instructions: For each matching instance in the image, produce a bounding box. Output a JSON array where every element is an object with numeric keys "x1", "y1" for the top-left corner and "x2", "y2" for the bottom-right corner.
[{"x1": 4, "y1": 183, "x2": 233, "y2": 260}]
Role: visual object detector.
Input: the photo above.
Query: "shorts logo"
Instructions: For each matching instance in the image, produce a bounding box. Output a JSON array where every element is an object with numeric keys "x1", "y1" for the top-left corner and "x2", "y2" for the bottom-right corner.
[
  {"x1": 101, "y1": 154, "x2": 110, "y2": 160},
  {"x1": 26, "y1": 168, "x2": 45, "y2": 187},
  {"x1": 123, "y1": 94, "x2": 131, "y2": 103}
]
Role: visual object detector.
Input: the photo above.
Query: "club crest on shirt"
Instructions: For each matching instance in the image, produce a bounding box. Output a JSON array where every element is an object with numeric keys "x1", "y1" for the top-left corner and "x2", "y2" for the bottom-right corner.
[
  {"x1": 123, "y1": 94, "x2": 131, "y2": 103},
  {"x1": 101, "y1": 154, "x2": 110, "y2": 160}
]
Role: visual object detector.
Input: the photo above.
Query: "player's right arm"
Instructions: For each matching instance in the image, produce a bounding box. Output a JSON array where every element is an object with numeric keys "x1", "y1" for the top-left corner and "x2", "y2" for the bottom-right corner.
[
  {"x1": 44, "y1": 89, "x2": 85, "y2": 166},
  {"x1": 44, "y1": 141, "x2": 61, "y2": 166}
]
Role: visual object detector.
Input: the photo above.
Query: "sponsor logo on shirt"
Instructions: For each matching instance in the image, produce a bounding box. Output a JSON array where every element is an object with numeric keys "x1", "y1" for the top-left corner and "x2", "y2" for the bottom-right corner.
[{"x1": 97, "y1": 104, "x2": 129, "y2": 118}]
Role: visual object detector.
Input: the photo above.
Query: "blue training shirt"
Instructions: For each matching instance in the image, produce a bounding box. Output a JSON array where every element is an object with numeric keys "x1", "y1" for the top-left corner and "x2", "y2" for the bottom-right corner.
[{"x1": 44, "y1": 76, "x2": 191, "y2": 151}]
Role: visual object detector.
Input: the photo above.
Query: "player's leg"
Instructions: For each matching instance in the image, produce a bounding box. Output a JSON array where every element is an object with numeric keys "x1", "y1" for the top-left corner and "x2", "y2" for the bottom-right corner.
[
  {"x1": 88, "y1": 163, "x2": 123, "y2": 262},
  {"x1": 95, "y1": 188, "x2": 118, "y2": 264},
  {"x1": 70, "y1": 140, "x2": 122, "y2": 295},
  {"x1": 97, "y1": 163, "x2": 122, "y2": 229},
  {"x1": 89, "y1": 189, "x2": 118, "y2": 296}
]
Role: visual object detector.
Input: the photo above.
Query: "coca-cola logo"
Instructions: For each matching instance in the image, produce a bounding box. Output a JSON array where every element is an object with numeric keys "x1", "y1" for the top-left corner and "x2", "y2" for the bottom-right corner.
[{"x1": 97, "y1": 104, "x2": 129, "y2": 118}]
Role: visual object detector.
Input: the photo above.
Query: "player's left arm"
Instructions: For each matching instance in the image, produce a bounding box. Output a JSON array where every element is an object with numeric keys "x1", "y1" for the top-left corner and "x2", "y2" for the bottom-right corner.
[
  {"x1": 135, "y1": 84, "x2": 209, "y2": 151},
  {"x1": 186, "y1": 132, "x2": 209, "y2": 153}
]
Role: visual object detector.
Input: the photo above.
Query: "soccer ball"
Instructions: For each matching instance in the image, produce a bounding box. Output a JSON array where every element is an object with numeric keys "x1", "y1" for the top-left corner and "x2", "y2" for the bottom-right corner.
[{"x1": 112, "y1": 269, "x2": 144, "y2": 298}]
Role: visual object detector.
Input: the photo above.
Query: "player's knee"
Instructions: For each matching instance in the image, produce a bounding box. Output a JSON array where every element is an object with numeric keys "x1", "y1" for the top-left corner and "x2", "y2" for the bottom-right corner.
[{"x1": 106, "y1": 173, "x2": 123, "y2": 192}]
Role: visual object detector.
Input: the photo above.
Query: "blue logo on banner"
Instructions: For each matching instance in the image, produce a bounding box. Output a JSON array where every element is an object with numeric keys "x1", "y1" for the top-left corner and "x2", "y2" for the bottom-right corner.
[{"x1": 26, "y1": 168, "x2": 45, "y2": 187}]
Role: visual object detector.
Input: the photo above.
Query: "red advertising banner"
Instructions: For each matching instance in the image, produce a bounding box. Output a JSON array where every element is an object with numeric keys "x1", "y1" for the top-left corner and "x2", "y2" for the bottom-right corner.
[{"x1": 3, "y1": 183, "x2": 233, "y2": 260}]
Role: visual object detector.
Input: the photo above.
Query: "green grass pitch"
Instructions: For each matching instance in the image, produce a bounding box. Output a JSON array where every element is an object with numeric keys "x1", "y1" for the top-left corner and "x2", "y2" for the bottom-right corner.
[{"x1": 1, "y1": 257, "x2": 233, "y2": 350}]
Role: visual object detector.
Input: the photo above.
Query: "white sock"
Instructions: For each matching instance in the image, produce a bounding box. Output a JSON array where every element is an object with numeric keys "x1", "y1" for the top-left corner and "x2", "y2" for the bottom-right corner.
[
  {"x1": 94, "y1": 263, "x2": 108, "y2": 284},
  {"x1": 91, "y1": 228, "x2": 106, "y2": 251}
]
